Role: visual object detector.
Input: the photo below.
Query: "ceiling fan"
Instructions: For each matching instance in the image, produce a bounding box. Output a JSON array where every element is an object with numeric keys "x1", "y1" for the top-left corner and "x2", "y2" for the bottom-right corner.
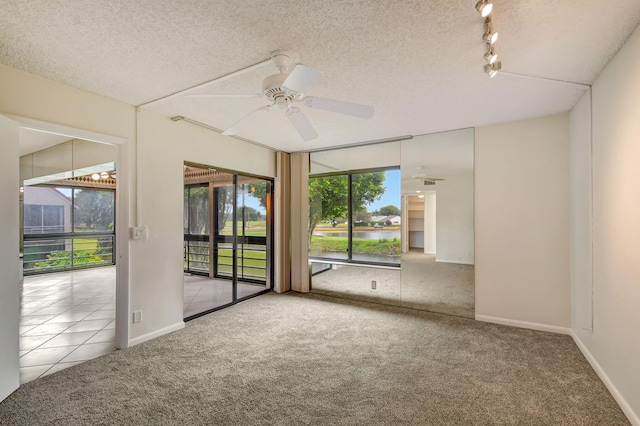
[{"x1": 188, "y1": 50, "x2": 375, "y2": 141}]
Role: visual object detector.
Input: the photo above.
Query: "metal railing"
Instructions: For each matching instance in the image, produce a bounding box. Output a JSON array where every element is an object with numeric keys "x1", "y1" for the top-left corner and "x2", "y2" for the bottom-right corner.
[
  {"x1": 24, "y1": 225, "x2": 66, "y2": 234},
  {"x1": 23, "y1": 235, "x2": 115, "y2": 275},
  {"x1": 183, "y1": 239, "x2": 267, "y2": 283}
]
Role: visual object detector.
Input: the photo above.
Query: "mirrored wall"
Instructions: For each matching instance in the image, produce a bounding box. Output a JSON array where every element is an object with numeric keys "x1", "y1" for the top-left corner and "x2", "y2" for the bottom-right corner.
[
  {"x1": 309, "y1": 128, "x2": 474, "y2": 318},
  {"x1": 400, "y1": 129, "x2": 474, "y2": 317}
]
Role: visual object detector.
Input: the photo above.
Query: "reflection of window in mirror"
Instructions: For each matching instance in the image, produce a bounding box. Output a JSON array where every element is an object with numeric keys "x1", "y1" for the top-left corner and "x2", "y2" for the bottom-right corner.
[
  {"x1": 309, "y1": 168, "x2": 401, "y2": 267},
  {"x1": 308, "y1": 142, "x2": 403, "y2": 303}
]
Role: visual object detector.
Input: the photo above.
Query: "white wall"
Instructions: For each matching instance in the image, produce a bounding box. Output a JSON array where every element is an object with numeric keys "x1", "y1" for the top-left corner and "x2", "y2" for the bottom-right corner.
[
  {"x1": 0, "y1": 64, "x2": 277, "y2": 352},
  {"x1": 571, "y1": 24, "x2": 640, "y2": 424},
  {"x1": 0, "y1": 63, "x2": 135, "y2": 350},
  {"x1": 0, "y1": 115, "x2": 20, "y2": 401},
  {"x1": 475, "y1": 113, "x2": 571, "y2": 331},
  {"x1": 435, "y1": 173, "x2": 473, "y2": 264},
  {"x1": 424, "y1": 191, "x2": 436, "y2": 254},
  {"x1": 570, "y1": 93, "x2": 593, "y2": 333},
  {"x1": 130, "y1": 109, "x2": 276, "y2": 342}
]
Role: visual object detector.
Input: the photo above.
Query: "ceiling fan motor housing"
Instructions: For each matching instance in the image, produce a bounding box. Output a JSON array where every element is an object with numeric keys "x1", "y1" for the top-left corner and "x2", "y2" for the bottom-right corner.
[{"x1": 262, "y1": 73, "x2": 297, "y2": 105}]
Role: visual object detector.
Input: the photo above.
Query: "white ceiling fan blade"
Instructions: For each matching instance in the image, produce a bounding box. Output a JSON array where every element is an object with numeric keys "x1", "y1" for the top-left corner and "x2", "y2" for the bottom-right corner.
[
  {"x1": 187, "y1": 93, "x2": 261, "y2": 99},
  {"x1": 286, "y1": 107, "x2": 318, "y2": 141},
  {"x1": 304, "y1": 96, "x2": 374, "y2": 119},
  {"x1": 282, "y1": 64, "x2": 324, "y2": 93},
  {"x1": 222, "y1": 106, "x2": 271, "y2": 136}
]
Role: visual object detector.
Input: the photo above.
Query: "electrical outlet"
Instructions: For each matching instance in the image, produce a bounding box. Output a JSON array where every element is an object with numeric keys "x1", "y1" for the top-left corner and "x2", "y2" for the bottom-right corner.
[
  {"x1": 371, "y1": 280, "x2": 377, "y2": 290},
  {"x1": 133, "y1": 310, "x2": 142, "y2": 323}
]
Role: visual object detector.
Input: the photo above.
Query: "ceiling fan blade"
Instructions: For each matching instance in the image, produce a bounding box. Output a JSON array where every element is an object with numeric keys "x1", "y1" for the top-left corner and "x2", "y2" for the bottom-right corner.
[
  {"x1": 222, "y1": 106, "x2": 271, "y2": 136},
  {"x1": 186, "y1": 93, "x2": 261, "y2": 99},
  {"x1": 282, "y1": 64, "x2": 324, "y2": 93},
  {"x1": 286, "y1": 107, "x2": 318, "y2": 141},
  {"x1": 304, "y1": 96, "x2": 374, "y2": 119}
]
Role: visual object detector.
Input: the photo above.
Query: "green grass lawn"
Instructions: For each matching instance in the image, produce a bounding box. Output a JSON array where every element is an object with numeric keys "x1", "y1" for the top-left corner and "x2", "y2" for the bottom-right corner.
[{"x1": 310, "y1": 235, "x2": 400, "y2": 256}]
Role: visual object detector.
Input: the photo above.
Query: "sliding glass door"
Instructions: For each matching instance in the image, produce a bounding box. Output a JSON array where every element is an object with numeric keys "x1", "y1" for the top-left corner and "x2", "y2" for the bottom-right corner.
[{"x1": 183, "y1": 164, "x2": 272, "y2": 320}]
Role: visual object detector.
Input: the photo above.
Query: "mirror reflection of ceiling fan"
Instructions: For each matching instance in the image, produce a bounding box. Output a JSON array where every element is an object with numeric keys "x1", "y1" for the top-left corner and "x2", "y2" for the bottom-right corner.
[{"x1": 188, "y1": 50, "x2": 375, "y2": 141}]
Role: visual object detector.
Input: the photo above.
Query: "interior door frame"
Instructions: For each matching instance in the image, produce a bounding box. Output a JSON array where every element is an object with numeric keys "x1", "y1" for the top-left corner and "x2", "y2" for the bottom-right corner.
[
  {"x1": 6, "y1": 114, "x2": 130, "y2": 350},
  {"x1": 0, "y1": 114, "x2": 20, "y2": 402}
]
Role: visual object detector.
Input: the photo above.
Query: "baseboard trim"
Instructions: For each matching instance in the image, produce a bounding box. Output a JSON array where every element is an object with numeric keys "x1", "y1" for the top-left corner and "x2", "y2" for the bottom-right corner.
[
  {"x1": 436, "y1": 258, "x2": 474, "y2": 265},
  {"x1": 572, "y1": 331, "x2": 639, "y2": 426},
  {"x1": 128, "y1": 322, "x2": 185, "y2": 347},
  {"x1": 475, "y1": 315, "x2": 571, "y2": 335}
]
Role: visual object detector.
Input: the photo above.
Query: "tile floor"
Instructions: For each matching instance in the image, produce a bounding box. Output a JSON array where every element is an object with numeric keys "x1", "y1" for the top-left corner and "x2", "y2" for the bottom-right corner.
[
  {"x1": 183, "y1": 273, "x2": 267, "y2": 318},
  {"x1": 20, "y1": 266, "x2": 116, "y2": 384}
]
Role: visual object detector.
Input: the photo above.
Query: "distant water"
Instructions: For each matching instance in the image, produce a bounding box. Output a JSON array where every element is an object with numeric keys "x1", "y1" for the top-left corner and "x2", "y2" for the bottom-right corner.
[{"x1": 313, "y1": 231, "x2": 400, "y2": 240}]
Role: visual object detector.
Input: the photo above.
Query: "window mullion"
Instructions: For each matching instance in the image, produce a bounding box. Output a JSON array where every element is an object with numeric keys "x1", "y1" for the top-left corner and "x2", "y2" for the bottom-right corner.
[{"x1": 347, "y1": 173, "x2": 353, "y2": 262}]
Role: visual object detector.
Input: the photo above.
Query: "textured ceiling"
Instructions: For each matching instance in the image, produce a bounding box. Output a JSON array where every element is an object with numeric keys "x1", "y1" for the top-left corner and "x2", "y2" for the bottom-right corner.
[{"x1": 2, "y1": 1, "x2": 640, "y2": 153}]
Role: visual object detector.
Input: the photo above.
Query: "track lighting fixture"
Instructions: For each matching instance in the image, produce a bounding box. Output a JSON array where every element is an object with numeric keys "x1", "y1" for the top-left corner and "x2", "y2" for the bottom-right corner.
[
  {"x1": 483, "y1": 19, "x2": 498, "y2": 44},
  {"x1": 477, "y1": 6, "x2": 502, "y2": 78},
  {"x1": 483, "y1": 30, "x2": 498, "y2": 44},
  {"x1": 484, "y1": 61, "x2": 502, "y2": 78},
  {"x1": 475, "y1": 0, "x2": 493, "y2": 18},
  {"x1": 484, "y1": 48, "x2": 498, "y2": 64}
]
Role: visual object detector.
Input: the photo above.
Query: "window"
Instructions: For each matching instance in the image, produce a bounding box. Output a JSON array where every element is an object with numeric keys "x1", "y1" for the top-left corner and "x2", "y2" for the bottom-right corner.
[
  {"x1": 23, "y1": 186, "x2": 115, "y2": 274},
  {"x1": 309, "y1": 168, "x2": 400, "y2": 266}
]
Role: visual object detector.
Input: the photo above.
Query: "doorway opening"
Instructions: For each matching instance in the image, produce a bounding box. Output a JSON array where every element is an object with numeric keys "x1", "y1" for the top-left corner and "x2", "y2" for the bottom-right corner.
[
  {"x1": 183, "y1": 163, "x2": 273, "y2": 320},
  {"x1": 18, "y1": 134, "x2": 118, "y2": 383}
]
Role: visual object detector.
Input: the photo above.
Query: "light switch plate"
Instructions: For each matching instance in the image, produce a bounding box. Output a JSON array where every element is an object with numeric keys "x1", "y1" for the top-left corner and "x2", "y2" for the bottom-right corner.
[{"x1": 131, "y1": 226, "x2": 147, "y2": 240}]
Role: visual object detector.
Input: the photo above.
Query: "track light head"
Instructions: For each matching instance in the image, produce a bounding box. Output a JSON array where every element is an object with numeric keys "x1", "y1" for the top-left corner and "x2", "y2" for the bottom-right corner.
[
  {"x1": 484, "y1": 61, "x2": 502, "y2": 78},
  {"x1": 483, "y1": 18, "x2": 498, "y2": 44},
  {"x1": 483, "y1": 29, "x2": 498, "y2": 44},
  {"x1": 475, "y1": 1, "x2": 493, "y2": 18},
  {"x1": 484, "y1": 49, "x2": 498, "y2": 64}
]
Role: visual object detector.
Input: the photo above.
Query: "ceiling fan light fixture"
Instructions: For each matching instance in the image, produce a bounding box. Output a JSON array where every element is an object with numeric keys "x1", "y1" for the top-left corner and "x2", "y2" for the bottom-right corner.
[
  {"x1": 475, "y1": 0, "x2": 493, "y2": 18},
  {"x1": 197, "y1": 50, "x2": 374, "y2": 141}
]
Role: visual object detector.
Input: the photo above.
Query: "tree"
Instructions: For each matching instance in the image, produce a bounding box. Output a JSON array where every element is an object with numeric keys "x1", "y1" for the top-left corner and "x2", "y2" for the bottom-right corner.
[
  {"x1": 309, "y1": 172, "x2": 386, "y2": 240},
  {"x1": 350, "y1": 172, "x2": 386, "y2": 218},
  {"x1": 185, "y1": 186, "x2": 209, "y2": 234},
  {"x1": 74, "y1": 189, "x2": 114, "y2": 231},
  {"x1": 246, "y1": 182, "x2": 268, "y2": 208},
  {"x1": 239, "y1": 205, "x2": 261, "y2": 222},
  {"x1": 379, "y1": 205, "x2": 400, "y2": 216},
  {"x1": 216, "y1": 186, "x2": 234, "y2": 233}
]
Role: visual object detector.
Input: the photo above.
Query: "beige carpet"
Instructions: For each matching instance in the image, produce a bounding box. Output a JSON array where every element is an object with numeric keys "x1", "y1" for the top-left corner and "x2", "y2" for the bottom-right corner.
[{"x1": 0, "y1": 292, "x2": 628, "y2": 425}]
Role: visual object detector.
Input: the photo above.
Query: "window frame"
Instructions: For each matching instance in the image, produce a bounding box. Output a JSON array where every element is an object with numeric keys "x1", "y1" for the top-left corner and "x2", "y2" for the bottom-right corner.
[{"x1": 309, "y1": 166, "x2": 401, "y2": 268}]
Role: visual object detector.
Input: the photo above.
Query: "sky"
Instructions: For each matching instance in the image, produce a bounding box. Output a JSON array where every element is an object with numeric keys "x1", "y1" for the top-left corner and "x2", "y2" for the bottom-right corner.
[{"x1": 368, "y1": 169, "x2": 401, "y2": 212}]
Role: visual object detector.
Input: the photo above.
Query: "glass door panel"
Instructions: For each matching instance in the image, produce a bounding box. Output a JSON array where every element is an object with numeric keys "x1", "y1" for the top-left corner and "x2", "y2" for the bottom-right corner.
[
  {"x1": 235, "y1": 176, "x2": 271, "y2": 300},
  {"x1": 183, "y1": 185, "x2": 209, "y2": 275},
  {"x1": 183, "y1": 168, "x2": 234, "y2": 319},
  {"x1": 184, "y1": 164, "x2": 273, "y2": 320},
  {"x1": 214, "y1": 180, "x2": 235, "y2": 281}
]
